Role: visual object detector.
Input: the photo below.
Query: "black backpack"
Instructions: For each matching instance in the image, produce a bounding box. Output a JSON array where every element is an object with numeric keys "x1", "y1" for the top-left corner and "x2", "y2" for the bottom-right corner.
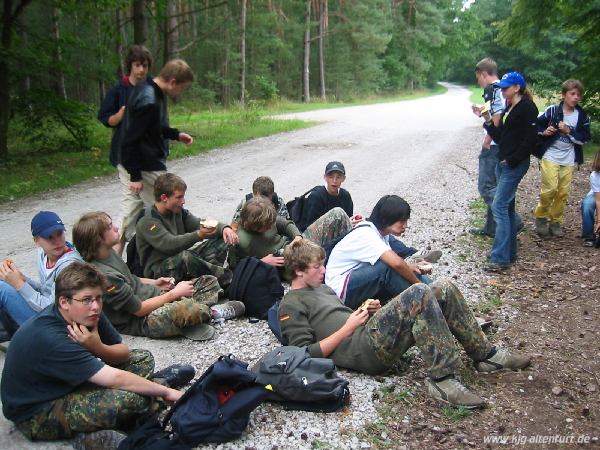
[
  {"x1": 163, "y1": 354, "x2": 269, "y2": 446},
  {"x1": 253, "y1": 346, "x2": 350, "y2": 413},
  {"x1": 228, "y1": 257, "x2": 284, "y2": 319},
  {"x1": 286, "y1": 186, "x2": 319, "y2": 226},
  {"x1": 117, "y1": 416, "x2": 189, "y2": 450}
]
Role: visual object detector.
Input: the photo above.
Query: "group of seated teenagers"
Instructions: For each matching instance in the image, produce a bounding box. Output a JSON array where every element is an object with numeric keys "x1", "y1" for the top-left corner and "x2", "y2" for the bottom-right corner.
[{"x1": 0, "y1": 160, "x2": 532, "y2": 444}]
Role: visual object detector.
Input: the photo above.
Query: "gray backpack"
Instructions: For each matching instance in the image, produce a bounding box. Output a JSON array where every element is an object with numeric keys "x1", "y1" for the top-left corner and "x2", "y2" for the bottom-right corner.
[{"x1": 252, "y1": 346, "x2": 350, "y2": 412}]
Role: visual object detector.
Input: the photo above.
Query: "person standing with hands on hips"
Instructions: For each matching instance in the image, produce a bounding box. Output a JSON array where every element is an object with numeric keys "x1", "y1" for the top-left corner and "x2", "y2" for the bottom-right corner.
[{"x1": 482, "y1": 72, "x2": 538, "y2": 272}]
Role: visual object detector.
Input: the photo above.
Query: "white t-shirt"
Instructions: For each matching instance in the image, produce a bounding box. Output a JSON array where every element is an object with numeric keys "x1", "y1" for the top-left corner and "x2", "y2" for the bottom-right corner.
[
  {"x1": 543, "y1": 109, "x2": 579, "y2": 166},
  {"x1": 589, "y1": 171, "x2": 600, "y2": 196},
  {"x1": 325, "y1": 221, "x2": 390, "y2": 300}
]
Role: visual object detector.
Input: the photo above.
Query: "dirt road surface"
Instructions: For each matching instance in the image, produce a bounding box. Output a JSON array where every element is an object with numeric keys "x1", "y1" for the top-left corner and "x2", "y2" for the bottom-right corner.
[{"x1": 0, "y1": 84, "x2": 496, "y2": 449}]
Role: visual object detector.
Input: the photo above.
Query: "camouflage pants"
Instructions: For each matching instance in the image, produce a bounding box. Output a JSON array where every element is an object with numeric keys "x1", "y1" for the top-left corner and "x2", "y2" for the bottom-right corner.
[
  {"x1": 144, "y1": 275, "x2": 219, "y2": 338},
  {"x1": 16, "y1": 349, "x2": 156, "y2": 440},
  {"x1": 302, "y1": 207, "x2": 352, "y2": 247},
  {"x1": 156, "y1": 237, "x2": 232, "y2": 287},
  {"x1": 369, "y1": 278, "x2": 492, "y2": 379}
]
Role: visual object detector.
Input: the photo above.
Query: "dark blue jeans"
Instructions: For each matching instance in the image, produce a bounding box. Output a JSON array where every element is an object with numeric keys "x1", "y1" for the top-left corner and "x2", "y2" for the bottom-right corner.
[
  {"x1": 490, "y1": 158, "x2": 530, "y2": 265},
  {"x1": 581, "y1": 191, "x2": 597, "y2": 240},
  {"x1": 478, "y1": 145, "x2": 523, "y2": 236},
  {"x1": 344, "y1": 260, "x2": 432, "y2": 309},
  {"x1": 389, "y1": 236, "x2": 417, "y2": 258}
]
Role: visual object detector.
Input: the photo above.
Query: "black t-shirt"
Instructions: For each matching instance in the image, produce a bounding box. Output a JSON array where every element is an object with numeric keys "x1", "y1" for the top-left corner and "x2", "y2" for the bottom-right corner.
[
  {"x1": 297, "y1": 186, "x2": 353, "y2": 232},
  {"x1": 1, "y1": 304, "x2": 122, "y2": 423}
]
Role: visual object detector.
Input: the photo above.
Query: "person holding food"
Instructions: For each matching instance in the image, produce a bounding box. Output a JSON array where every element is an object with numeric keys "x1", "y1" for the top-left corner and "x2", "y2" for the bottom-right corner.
[
  {"x1": 0, "y1": 211, "x2": 83, "y2": 338},
  {"x1": 134, "y1": 173, "x2": 238, "y2": 289},
  {"x1": 325, "y1": 195, "x2": 431, "y2": 310},
  {"x1": 279, "y1": 239, "x2": 531, "y2": 409}
]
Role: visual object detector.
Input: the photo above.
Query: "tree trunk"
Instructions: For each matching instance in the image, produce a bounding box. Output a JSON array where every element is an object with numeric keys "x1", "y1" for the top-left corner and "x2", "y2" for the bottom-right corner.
[
  {"x1": 115, "y1": 7, "x2": 126, "y2": 77},
  {"x1": 0, "y1": 0, "x2": 33, "y2": 163},
  {"x1": 51, "y1": 2, "x2": 67, "y2": 99},
  {"x1": 222, "y1": 2, "x2": 230, "y2": 104},
  {"x1": 239, "y1": 0, "x2": 247, "y2": 106},
  {"x1": 133, "y1": 0, "x2": 147, "y2": 45},
  {"x1": 165, "y1": 0, "x2": 179, "y2": 62},
  {"x1": 318, "y1": 0, "x2": 327, "y2": 101},
  {"x1": 302, "y1": 0, "x2": 311, "y2": 102}
]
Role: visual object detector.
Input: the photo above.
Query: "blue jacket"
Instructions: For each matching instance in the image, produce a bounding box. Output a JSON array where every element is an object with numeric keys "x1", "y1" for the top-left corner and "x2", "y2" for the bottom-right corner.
[
  {"x1": 535, "y1": 102, "x2": 591, "y2": 165},
  {"x1": 97, "y1": 76, "x2": 134, "y2": 167}
]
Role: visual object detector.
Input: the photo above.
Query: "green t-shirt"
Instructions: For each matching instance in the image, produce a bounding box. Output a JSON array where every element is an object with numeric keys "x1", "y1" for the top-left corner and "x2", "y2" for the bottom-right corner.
[
  {"x1": 91, "y1": 250, "x2": 161, "y2": 335},
  {"x1": 279, "y1": 284, "x2": 388, "y2": 375}
]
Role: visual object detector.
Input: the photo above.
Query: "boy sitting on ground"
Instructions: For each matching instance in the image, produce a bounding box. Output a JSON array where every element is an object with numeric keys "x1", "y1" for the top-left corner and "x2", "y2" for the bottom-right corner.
[
  {"x1": 1, "y1": 262, "x2": 192, "y2": 442},
  {"x1": 135, "y1": 173, "x2": 238, "y2": 287},
  {"x1": 230, "y1": 176, "x2": 290, "y2": 232},
  {"x1": 228, "y1": 196, "x2": 352, "y2": 270},
  {"x1": 279, "y1": 239, "x2": 531, "y2": 408},
  {"x1": 0, "y1": 211, "x2": 82, "y2": 338},
  {"x1": 73, "y1": 212, "x2": 244, "y2": 341}
]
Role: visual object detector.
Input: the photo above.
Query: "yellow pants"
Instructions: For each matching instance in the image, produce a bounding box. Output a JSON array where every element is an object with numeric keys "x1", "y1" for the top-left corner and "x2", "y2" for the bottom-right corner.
[{"x1": 534, "y1": 159, "x2": 575, "y2": 224}]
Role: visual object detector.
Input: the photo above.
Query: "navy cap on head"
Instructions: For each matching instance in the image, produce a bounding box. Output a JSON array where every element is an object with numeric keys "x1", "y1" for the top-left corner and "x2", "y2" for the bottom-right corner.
[
  {"x1": 325, "y1": 161, "x2": 346, "y2": 175},
  {"x1": 497, "y1": 71, "x2": 526, "y2": 89},
  {"x1": 31, "y1": 211, "x2": 65, "y2": 239}
]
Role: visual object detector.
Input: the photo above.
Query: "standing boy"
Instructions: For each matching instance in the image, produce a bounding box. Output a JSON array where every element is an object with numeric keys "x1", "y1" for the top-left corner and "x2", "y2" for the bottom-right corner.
[
  {"x1": 119, "y1": 59, "x2": 195, "y2": 250},
  {"x1": 97, "y1": 45, "x2": 153, "y2": 255},
  {"x1": 534, "y1": 79, "x2": 591, "y2": 237},
  {"x1": 471, "y1": 58, "x2": 523, "y2": 237}
]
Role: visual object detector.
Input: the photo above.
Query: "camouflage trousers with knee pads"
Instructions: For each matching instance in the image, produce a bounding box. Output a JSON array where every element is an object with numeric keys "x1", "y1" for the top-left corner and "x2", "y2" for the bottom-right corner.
[
  {"x1": 16, "y1": 349, "x2": 156, "y2": 440},
  {"x1": 302, "y1": 207, "x2": 353, "y2": 247},
  {"x1": 368, "y1": 278, "x2": 492, "y2": 379},
  {"x1": 157, "y1": 237, "x2": 232, "y2": 287},
  {"x1": 144, "y1": 275, "x2": 220, "y2": 338}
]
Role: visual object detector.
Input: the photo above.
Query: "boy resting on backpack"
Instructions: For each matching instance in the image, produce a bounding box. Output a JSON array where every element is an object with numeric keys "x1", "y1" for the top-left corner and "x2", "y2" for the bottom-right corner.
[
  {"x1": 73, "y1": 211, "x2": 244, "y2": 340},
  {"x1": 230, "y1": 175, "x2": 290, "y2": 232},
  {"x1": 279, "y1": 239, "x2": 531, "y2": 409},
  {"x1": 0, "y1": 262, "x2": 189, "y2": 441},
  {"x1": 228, "y1": 196, "x2": 351, "y2": 269},
  {"x1": 534, "y1": 79, "x2": 591, "y2": 237}
]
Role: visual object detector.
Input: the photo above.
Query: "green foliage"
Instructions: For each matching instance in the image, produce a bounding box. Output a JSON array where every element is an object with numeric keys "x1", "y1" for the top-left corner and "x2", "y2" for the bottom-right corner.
[
  {"x1": 476, "y1": 286, "x2": 503, "y2": 316},
  {"x1": 440, "y1": 404, "x2": 473, "y2": 421}
]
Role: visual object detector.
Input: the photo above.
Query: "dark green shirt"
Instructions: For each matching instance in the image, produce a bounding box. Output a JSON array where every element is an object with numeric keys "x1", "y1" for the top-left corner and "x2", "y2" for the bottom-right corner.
[
  {"x1": 135, "y1": 206, "x2": 226, "y2": 277},
  {"x1": 229, "y1": 216, "x2": 301, "y2": 267},
  {"x1": 91, "y1": 250, "x2": 160, "y2": 335},
  {"x1": 279, "y1": 284, "x2": 388, "y2": 375}
]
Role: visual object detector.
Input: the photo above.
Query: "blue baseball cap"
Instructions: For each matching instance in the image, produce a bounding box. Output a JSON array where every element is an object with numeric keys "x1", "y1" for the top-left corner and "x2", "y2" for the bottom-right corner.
[
  {"x1": 325, "y1": 161, "x2": 346, "y2": 175},
  {"x1": 31, "y1": 211, "x2": 65, "y2": 238},
  {"x1": 497, "y1": 71, "x2": 526, "y2": 89}
]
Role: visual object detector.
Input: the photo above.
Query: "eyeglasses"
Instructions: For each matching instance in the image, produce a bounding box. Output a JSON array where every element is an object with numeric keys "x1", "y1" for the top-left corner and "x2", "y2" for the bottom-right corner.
[{"x1": 68, "y1": 295, "x2": 103, "y2": 306}]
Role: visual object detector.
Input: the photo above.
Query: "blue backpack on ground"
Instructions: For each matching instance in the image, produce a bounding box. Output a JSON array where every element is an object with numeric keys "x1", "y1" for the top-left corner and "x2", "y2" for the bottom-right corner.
[
  {"x1": 267, "y1": 300, "x2": 288, "y2": 345},
  {"x1": 162, "y1": 354, "x2": 269, "y2": 446}
]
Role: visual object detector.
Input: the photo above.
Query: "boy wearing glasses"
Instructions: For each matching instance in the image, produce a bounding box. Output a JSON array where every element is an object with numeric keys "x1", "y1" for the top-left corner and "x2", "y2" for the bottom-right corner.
[
  {"x1": 0, "y1": 211, "x2": 82, "y2": 338},
  {"x1": 1, "y1": 262, "x2": 185, "y2": 442}
]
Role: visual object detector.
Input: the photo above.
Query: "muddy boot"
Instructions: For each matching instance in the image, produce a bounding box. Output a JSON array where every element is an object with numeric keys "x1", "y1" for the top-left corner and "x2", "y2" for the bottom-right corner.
[{"x1": 549, "y1": 222, "x2": 564, "y2": 237}]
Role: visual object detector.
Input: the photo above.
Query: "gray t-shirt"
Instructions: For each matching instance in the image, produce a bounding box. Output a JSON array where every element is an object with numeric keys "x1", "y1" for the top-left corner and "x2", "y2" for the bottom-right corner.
[{"x1": 543, "y1": 110, "x2": 579, "y2": 166}]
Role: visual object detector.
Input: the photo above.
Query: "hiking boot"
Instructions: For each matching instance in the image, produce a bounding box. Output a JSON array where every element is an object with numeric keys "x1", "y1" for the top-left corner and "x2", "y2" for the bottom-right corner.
[
  {"x1": 152, "y1": 364, "x2": 195, "y2": 388},
  {"x1": 476, "y1": 348, "x2": 531, "y2": 373},
  {"x1": 583, "y1": 239, "x2": 594, "y2": 247},
  {"x1": 549, "y1": 222, "x2": 564, "y2": 237},
  {"x1": 412, "y1": 249, "x2": 443, "y2": 264},
  {"x1": 483, "y1": 262, "x2": 511, "y2": 273},
  {"x1": 425, "y1": 377, "x2": 485, "y2": 409},
  {"x1": 71, "y1": 430, "x2": 127, "y2": 450},
  {"x1": 211, "y1": 301, "x2": 245, "y2": 320},
  {"x1": 535, "y1": 217, "x2": 549, "y2": 237}
]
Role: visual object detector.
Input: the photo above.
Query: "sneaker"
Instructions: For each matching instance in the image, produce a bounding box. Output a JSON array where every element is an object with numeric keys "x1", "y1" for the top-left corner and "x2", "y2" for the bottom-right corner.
[
  {"x1": 152, "y1": 364, "x2": 195, "y2": 388},
  {"x1": 483, "y1": 262, "x2": 511, "y2": 273},
  {"x1": 583, "y1": 239, "x2": 594, "y2": 247},
  {"x1": 413, "y1": 249, "x2": 443, "y2": 264},
  {"x1": 535, "y1": 217, "x2": 549, "y2": 237},
  {"x1": 211, "y1": 301, "x2": 245, "y2": 320},
  {"x1": 469, "y1": 228, "x2": 492, "y2": 238},
  {"x1": 71, "y1": 430, "x2": 127, "y2": 450},
  {"x1": 549, "y1": 222, "x2": 564, "y2": 237},
  {"x1": 476, "y1": 348, "x2": 531, "y2": 373},
  {"x1": 425, "y1": 377, "x2": 485, "y2": 409}
]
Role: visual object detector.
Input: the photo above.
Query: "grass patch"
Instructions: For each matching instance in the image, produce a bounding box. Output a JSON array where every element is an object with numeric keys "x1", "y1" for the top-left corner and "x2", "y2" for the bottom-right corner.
[
  {"x1": 3, "y1": 87, "x2": 446, "y2": 203},
  {"x1": 476, "y1": 286, "x2": 503, "y2": 315},
  {"x1": 440, "y1": 404, "x2": 473, "y2": 422}
]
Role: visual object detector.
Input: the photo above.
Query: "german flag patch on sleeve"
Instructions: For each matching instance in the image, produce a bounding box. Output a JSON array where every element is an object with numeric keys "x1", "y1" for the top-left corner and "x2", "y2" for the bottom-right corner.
[
  {"x1": 279, "y1": 314, "x2": 290, "y2": 321},
  {"x1": 149, "y1": 223, "x2": 157, "y2": 231},
  {"x1": 106, "y1": 285, "x2": 116, "y2": 293}
]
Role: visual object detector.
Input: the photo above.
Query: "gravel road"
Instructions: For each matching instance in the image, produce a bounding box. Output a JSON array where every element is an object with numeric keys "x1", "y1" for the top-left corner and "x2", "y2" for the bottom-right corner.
[{"x1": 0, "y1": 83, "x2": 487, "y2": 449}]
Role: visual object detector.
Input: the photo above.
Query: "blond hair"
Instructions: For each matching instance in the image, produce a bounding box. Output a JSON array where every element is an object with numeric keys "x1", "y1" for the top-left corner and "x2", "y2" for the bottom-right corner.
[
  {"x1": 158, "y1": 59, "x2": 194, "y2": 84},
  {"x1": 284, "y1": 239, "x2": 325, "y2": 278},
  {"x1": 239, "y1": 197, "x2": 277, "y2": 232},
  {"x1": 73, "y1": 212, "x2": 111, "y2": 261}
]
